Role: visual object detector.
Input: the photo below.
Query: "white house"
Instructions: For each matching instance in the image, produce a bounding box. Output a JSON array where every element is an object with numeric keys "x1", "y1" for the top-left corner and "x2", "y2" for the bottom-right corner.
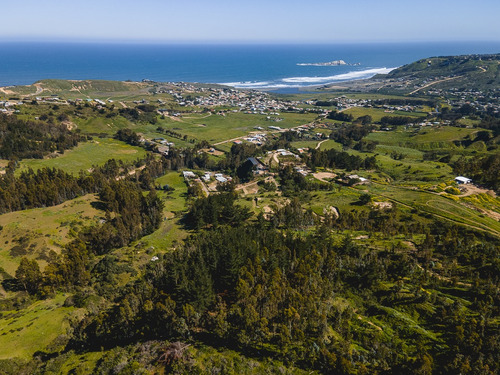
[
  {"x1": 455, "y1": 176, "x2": 472, "y2": 184},
  {"x1": 216, "y1": 176, "x2": 228, "y2": 183}
]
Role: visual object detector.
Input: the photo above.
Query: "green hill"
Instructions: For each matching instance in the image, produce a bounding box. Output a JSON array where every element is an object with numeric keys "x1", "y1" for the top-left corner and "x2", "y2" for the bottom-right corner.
[{"x1": 320, "y1": 53, "x2": 500, "y2": 95}]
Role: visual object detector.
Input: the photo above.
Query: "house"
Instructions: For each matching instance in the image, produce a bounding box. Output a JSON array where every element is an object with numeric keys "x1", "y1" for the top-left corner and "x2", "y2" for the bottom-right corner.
[
  {"x1": 246, "y1": 157, "x2": 268, "y2": 175},
  {"x1": 455, "y1": 176, "x2": 472, "y2": 184},
  {"x1": 202, "y1": 172, "x2": 211, "y2": 182},
  {"x1": 216, "y1": 176, "x2": 228, "y2": 183},
  {"x1": 157, "y1": 145, "x2": 169, "y2": 156},
  {"x1": 183, "y1": 171, "x2": 196, "y2": 179},
  {"x1": 348, "y1": 175, "x2": 368, "y2": 183}
]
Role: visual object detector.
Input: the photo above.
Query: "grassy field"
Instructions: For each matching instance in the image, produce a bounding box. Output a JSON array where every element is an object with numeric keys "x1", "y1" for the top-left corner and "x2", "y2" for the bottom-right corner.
[
  {"x1": 315, "y1": 135, "x2": 452, "y2": 184},
  {"x1": 410, "y1": 126, "x2": 479, "y2": 143},
  {"x1": 72, "y1": 114, "x2": 132, "y2": 134},
  {"x1": 5, "y1": 80, "x2": 161, "y2": 101},
  {"x1": 290, "y1": 140, "x2": 322, "y2": 150},
  {"x1": 343, "y1": 107, "x2": 427, "y2": 122},
  {"x1": 0, "y1": 294, "x2": 83, "y2": 360},
  {"x1": 307, "y1": 189, "x2": 368, "y2": 216},
  {"x1": 138, "y1": 172, "x2": 189, "y2": 251},
  {"x1": 72, "y1": 116, "x2": 195, "y2": 145},
  {"x1": 156, "y1": 112, "x2": 318, "y2": 143},
  {"x1": 319, "y1": 139, "x2": 343, "y2": 151},
  {"x1": 366, "y1": 183, "x2": 500, "y2": 236},
  {"x1": 0, "y1": 195, "x2": 100, "y2": 277},
  {"x1": 17, "y1": 138, "x2": 147, "y2": 175},
  {"x1": 366, "y1": 126, "x2": 484, "y2": 153}
]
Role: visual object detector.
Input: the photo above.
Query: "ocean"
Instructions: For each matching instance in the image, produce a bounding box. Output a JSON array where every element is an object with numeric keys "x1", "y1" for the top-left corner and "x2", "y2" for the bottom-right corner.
[{"x1": 1, "y1": 41, "x2": 499, "y2": 93}]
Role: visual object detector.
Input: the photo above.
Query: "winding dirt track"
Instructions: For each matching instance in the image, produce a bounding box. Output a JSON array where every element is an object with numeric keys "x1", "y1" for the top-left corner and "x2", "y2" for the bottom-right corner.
[{"x1": 408, "y1": 76, "x2": 462, "y2": 95}]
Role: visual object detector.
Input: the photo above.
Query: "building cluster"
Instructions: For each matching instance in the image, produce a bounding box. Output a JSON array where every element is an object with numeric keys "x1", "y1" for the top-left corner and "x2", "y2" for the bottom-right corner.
[
  {"x1": 159, "y1": 84, "x2": 304, "y2": 113},
  {"x1": 0, "y1": 100, "x2": 23, "y2": 114}
]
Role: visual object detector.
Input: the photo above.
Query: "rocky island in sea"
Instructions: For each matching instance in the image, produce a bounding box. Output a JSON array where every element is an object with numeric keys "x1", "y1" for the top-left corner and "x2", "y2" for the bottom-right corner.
[{"x1": 297, "y1": 59, "x2": 360, "y2": 66}]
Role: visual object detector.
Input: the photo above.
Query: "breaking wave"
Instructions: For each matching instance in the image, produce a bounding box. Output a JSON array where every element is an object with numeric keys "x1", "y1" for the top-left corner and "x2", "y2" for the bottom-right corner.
[
  {"x1": 220, "y1": 67, "x2": 396, "y2": 90},
  {"x1": 221, "y1": 81, "x2": 271, "y2": 88},
  {"x1": 281, "y1": 67, "x2": 396, "y2": 83}
]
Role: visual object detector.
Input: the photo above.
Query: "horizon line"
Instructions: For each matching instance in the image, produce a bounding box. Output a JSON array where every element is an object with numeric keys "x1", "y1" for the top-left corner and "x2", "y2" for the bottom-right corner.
[{"x1": 2, "y1": 38, "x2": 500, "y2": 45}]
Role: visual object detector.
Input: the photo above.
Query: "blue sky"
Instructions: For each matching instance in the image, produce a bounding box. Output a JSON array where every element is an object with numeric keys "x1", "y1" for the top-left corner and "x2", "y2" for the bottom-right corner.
[{"x1": 2, "y1": 0, "x2": 500, "y2": 43}]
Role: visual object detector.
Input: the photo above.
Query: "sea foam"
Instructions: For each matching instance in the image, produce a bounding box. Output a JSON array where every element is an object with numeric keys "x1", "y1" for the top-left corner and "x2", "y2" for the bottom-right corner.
[
  {"x1": 220, "y1": 81, "x2": 271, "y2": 88},
  {"x1": 281, "y1": 67, "x2": 395, "y2": 84},
  {"x1": 222, "y1": 67, "x2": 396, "y2": 90}
]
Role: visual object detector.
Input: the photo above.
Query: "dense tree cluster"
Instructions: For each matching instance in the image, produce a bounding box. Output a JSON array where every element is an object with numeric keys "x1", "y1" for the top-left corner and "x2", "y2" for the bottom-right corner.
[
  {"x1": 164, "y1": 147, "x2": 214, "y2": 171},
  {"x1": 82, "y1": 184, "x2": 163, "y2": 254},
  {"x1": 315, "y1": 100, "x2": 338, "y2": 107},
  {"x1": 478, "y1": 116, "x2": 500, "y2": 137},
  {"x1": 0, "y1": 167, "x2": 90, "y2": 213},
  {"x1": 118, "y1": 107, "x2": 157, "y2": 124},
  {"x1": 71, "y1": 213, "x2": 500, "y2": 374},
  {"x1": 279, "y1": 166, "x2": 331, "y2": 196},
  {"x1": 454, "y1": 154, "x2": 500, "y2": 192},
  {"x1": 306, "y1": 148, "x2": 377, "y2": 171},
  {"x1": 326, "y1": 110, "x2": 354, "y2": 122},
  {"x1": 183, "y1": 192, "x2": 252, "y2": 230},
  {"x1": 329, "y1": 123, "x2": 373, "y2": 147},
  {"x1": 0, "y1": 114, "x2": 82, "y2": 159},
  {"x1": 114, "y1": 128, "x2": 141, "y2": 146},
  {"x1": 353, "y1": 139, "x2": 378, "y2": 152},
  {"x1": 380, "y1": 116, "x2": 416, "y2": 126}
]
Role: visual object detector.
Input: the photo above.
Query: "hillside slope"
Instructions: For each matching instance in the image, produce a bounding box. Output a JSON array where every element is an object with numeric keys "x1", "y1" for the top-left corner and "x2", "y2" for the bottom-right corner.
[{"x1": 319, "y1": 53, "x2": 500, "y2": 95}]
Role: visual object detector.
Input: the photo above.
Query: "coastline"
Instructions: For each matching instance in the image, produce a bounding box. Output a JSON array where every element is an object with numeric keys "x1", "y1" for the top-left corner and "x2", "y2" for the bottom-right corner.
[{"x1": 2, "y1": 41, "x2": 499, "y2": 88}]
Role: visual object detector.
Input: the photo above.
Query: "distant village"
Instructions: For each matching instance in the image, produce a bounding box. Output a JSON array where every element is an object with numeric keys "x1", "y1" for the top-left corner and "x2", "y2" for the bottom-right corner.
[{"x1": 0, "y1": 81, "x2": 494, "y2": 193}]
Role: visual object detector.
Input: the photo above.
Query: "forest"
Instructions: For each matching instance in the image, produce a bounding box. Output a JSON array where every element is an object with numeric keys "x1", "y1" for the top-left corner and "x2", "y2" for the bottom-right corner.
[
  {"x1": 66, "y1": 200, "x2": 500, "y2": 374},
  {"x1": 0, "y1": 113, "x2": 83, "y2": 159}
]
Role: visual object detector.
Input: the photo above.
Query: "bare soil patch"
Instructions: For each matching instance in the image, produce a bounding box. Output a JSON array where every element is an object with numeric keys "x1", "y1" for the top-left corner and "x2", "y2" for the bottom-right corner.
[
  {"x1": 200, "y1": 148, "x2": 224, "y2": 156},
  {"x1": 459, "y1": 184, "x2": 496, "y2": 197},
  {"x1": 313, "y1": 172, "x2": 336, "y2": 182},
  {"x1": 372, "y1": 201, "x2": 393, "y2": 210}
]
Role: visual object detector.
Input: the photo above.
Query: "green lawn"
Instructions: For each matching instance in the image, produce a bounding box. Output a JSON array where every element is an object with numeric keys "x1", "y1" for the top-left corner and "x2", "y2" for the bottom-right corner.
[
  {"x1": 0, "y1": 194, "x2": 100, "y2": 276},
  {"x1": 290, "y1": 140, "x2": 321, "y2": 150},
  {"x1": 17, "y1": 138, "x2": 147, "y2": 175},
  {"x1": 0, "y1": 294, "x2": 83, "y2": 360},
  {"x1": 319, "y1": 139, "x2": 343, "y2": 151}
]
